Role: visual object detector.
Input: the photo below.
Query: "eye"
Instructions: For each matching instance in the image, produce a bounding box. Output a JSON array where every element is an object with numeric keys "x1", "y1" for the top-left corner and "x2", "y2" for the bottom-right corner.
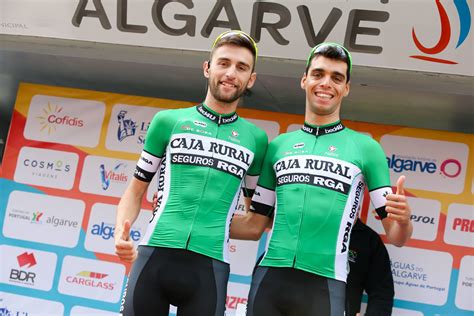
[{"x1": 333, "y1": 75, "x2": 345, "y2": 83}]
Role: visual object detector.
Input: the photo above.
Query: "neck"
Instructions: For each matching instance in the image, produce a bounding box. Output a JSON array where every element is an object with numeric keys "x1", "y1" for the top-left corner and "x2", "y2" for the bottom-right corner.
[
  {"x1": 304, "y1": 108, "x2": 340, "y2": 126},
  {"x1": 203, "y1": 93, "x2": 239, "y2": 115}
]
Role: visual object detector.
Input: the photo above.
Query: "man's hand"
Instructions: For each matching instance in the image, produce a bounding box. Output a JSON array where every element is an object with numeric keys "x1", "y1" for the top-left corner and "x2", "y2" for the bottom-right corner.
[
  {"x1": 114, "y1": 219, "x2": 137, "y2": 262},
  {"x1": 385, "y1": 175, "x2": 411, "y2": 226}
]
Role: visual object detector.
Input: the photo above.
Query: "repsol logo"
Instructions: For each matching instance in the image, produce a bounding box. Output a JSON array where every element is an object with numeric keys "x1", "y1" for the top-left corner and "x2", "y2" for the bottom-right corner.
[
  {"x1": 410, "y1": 215, "x2": 435, "y2": 224},
  {"x1": 387, "y1": 154, "x2": 462, "y2": 178},
  {"x1": 72, "y1": 0, "x2": 390, "y2": 54}
]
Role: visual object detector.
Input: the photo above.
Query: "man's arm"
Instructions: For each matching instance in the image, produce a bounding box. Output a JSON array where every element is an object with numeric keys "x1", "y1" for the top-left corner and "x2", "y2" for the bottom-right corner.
[
  {"x1": 382, "y1": 175, "x2": 413, "y2": 247},
  {"x1": 114, "y1": 177, "x2": 149, "y2": 262},
  {"x1": 230, "y1": 196, "x2": 271, "y2": 240}
]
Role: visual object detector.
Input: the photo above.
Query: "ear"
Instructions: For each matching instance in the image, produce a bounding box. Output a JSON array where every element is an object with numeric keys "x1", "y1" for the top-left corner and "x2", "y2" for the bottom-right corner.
[
  {"x1": 203, "y1": 60, "x2": 210, "y2": 78},
  {"x1": 246, "y1": 72, "x2": 257, "y2": 89},
  {"x1": 343, "y1": 81, "x2": 350, "y2": 97},
  {"x1": 300, "y1": 73, "x2": 307, "y2": 90}
]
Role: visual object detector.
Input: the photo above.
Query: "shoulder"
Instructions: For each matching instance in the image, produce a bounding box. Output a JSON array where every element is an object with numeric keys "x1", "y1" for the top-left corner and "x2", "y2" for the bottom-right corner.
[{"x1": 238, "y1": 117, "x2": 269, "y2": 143}]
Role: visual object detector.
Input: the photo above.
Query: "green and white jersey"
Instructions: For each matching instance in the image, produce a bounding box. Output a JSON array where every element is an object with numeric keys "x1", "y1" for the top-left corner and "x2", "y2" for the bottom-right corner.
[
  {"x1": 134, "y1": 104, "x2": 268, "y2": 263},
  {"x1": 251, "y1": 121, "x2": 391, "y2": 282}
]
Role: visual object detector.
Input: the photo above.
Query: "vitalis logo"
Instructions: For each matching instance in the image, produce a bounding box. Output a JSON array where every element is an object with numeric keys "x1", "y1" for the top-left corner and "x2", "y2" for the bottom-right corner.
[
  {"x1": 116, "y1": 110, "x2": 149, "y2": 144},
  {"x1": 10, "y1": 252, "x2": 37, "y2": 286},
  {"x1": 65, "y1": 271, "x2": 115, "y2": 290},
  {"x1": 100, "y1": 163, "x2": 128, "y2": 190},
  {"x1": 36, "y1": 102, "x2": 84, "y2": 134}
]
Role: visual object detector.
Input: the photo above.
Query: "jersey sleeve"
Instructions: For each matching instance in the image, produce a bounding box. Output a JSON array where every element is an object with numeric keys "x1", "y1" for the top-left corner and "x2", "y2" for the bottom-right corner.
[
  {"x1": 134, "y1": 110, "x2": 175, "y2": 182},
  {"x1": 250, "y1": 138, "x2": 277, "y2": 217},
  {"x1": 242, "y1": 127, "x2": 269, "y2": 197},
  {"x1": 361, "y1": 138, "x2": 392, "y2": 219}
]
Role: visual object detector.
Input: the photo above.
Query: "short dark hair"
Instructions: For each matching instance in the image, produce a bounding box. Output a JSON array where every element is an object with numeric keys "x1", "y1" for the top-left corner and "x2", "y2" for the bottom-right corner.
[
  {"x1": 210, "y1": 30, "x2": 258, "y2": 71},
  {"x1": 305, "y1": 42, "x2": 352, "y2": 82}
]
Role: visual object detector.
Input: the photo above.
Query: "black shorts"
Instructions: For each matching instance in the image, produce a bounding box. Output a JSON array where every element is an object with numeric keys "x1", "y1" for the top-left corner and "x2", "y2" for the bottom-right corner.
[
  {"x1": 119, "y1": 246, "x2": 229, "y2": 316},
  {"x1": 246, "y1": 266, "x2": 346, "y2": 316}
]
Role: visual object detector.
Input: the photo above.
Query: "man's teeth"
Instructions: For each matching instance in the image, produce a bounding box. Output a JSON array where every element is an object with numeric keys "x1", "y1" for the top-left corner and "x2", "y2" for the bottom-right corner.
[
  {"x1": 222, "y1": 82, "x2": 236, "y2": 87},
  {"x1": 316, "y1": 92, "x2": 332, "y2": 99}
]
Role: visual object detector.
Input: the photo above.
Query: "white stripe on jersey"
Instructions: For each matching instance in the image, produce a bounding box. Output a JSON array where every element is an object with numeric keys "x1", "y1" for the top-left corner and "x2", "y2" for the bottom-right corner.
[
  {"x1": 244, "y1": 175, "x2": 259, "y2": 191},
  {"x1": 169, "y1": 133, "x2": 254, "y2": 169},
  {"x1": 253, "y1": 185, "x2": 276, "y2": 208},
  {"x1": 334, "y1": 173, "x2": 365, "y2": 282},
  {"x1": 370, "y1": 186, "x2": 392, "y2": 209},
  {"x1": 137, "y1": 151, "x2": 161, "y2": 173},
  {"x1": 273, "y1": 155, "x2": 361, "y2": 185}
]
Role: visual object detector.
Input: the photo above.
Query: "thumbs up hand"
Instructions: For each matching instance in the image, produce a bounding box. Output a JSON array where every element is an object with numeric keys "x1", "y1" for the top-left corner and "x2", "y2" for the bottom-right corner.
[
  {"x1": 114, "y1": 219, "x2": 137, "y2": 262},
  {"x1": 385, "y1": 175, "x2": 411, "y2": 226}
]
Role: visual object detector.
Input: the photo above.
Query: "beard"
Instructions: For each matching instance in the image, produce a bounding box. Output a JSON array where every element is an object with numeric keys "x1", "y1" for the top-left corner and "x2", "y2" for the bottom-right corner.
[{"x1": 208, "y1": 78, "x2": 247, "y2": 104}]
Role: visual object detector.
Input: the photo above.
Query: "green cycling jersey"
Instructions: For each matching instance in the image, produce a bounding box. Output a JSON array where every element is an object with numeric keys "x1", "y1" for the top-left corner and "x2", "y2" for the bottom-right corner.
[
  {"x1": 251, "y1": 120, "x2": 391, "y2": 281},
  {"x1": 134, "y1": 104, "x2": 268, "y2": 262}
]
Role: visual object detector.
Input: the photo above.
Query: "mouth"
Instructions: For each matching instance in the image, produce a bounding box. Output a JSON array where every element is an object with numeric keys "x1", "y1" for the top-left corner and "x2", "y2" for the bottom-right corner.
[
  {"x1": 220, "y1": 81, "x2": 238, "y2": 89},
  {"x1": 315, "y1": 92, "x2": 333, "y2": 100}
]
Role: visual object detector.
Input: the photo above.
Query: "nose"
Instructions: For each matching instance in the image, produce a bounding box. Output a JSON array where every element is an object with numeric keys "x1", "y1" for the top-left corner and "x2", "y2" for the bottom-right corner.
[
  {"x1": 319, "y1": 74, "x2": 331, "y2": 87},
  {"x1": 224, "y1": 65, "x2": 237, "y2": 79}
]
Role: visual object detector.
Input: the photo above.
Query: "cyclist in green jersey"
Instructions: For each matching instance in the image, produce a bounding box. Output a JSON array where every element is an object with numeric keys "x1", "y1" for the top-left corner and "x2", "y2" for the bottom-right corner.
[
  {"x1": 114, "y1": 30, "x2": 268, "y2": 316},
  {"x1": 230, "y1": 43, "x2": 413, "y2": 316}
]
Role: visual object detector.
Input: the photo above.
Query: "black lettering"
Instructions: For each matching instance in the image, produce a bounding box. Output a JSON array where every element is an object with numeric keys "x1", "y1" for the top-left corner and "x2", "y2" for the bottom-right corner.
[
  {"x1": 251, "y1": 2, "x2": 290, "y2": 44},
  {"x1": 201, "y1": 0, "x2": 240, "y2": 37},
  {"x1": 72, "y1": 0, "x2": 111, "y2": 29},
  {"x1": 297, "y1": 6, "x2": 342, "y2": 47},
  {"x1": 117, "y1": 0, "x2": 147, "y2": 33},
  {"x1": 152, "y1": 0, "x2": 196, "y2": 36},
  {"x1": 345, "y1": 9, "x2": 389, "y2": 54}
]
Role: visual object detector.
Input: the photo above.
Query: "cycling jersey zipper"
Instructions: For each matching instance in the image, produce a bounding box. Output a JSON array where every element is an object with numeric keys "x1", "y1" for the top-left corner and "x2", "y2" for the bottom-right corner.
[
  {"x1": 185, "y1": 114, "x2": 223, "y2": 248},
  {"x1": 293, "y1": 126, "x2": 319, "y2": 267}
]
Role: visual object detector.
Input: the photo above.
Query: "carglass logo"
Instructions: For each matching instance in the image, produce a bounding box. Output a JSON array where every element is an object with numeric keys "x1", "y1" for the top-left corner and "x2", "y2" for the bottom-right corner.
[
  {"x1": 36, "y1": 102, "x2": 84, "y2": 134},
  {"x1": 386, "y1": 154, "x2": 462, "y2": 178},
  {"x1": 410, "y1": 0, "x2": 471, "y2": 64}
]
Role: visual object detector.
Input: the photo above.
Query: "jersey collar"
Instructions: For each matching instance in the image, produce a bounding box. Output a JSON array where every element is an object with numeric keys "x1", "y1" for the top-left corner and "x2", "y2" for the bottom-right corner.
[
  {"x1": 196, "y1": 104, "x2": 239, "y2": 125},
  {"x1": 301, "y1": 120, "x2": 345, "y2": 136}
]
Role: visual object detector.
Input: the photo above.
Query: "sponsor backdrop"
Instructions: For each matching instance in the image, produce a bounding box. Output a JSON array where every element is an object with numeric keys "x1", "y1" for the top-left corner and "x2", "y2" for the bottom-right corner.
[
  {"x1": 1, "y1": 0, "x2": 473, "y2": 76},
  {"x1": 0, "y1": 83, "x2": 473, "y2": 315}
]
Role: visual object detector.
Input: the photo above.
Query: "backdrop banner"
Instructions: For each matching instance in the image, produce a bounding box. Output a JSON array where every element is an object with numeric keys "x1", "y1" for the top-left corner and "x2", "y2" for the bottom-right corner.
[{"x1": 0, "y1": 82, "x2": 472, "y2": 315}]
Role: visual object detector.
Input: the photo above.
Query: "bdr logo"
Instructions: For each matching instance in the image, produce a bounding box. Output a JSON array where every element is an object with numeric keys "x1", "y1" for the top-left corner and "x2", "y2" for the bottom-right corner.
[
  {"x1": 10, "y1": 252, "x2": 37, "y2": 285},
  {"x1": 91, "y1": 221, "x2": 141, "y2": 241}
]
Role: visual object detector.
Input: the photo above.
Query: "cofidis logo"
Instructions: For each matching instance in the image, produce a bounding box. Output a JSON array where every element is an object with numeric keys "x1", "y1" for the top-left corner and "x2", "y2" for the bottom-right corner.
[
  {"x1": 411, "y1": 0, "x2": 471, "y2": 64},
  {"x1": 25, "y1": 95, "x2": 105, "y2": 148}
]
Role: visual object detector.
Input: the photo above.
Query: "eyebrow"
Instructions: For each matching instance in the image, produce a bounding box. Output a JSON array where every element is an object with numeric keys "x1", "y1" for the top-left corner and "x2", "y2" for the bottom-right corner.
[
  {"x1": 310, "y1": 68, "x2": 346, "y2": 79},
  {"x1": 215, "y1": 57, "x2": 251, "y2": 69}
]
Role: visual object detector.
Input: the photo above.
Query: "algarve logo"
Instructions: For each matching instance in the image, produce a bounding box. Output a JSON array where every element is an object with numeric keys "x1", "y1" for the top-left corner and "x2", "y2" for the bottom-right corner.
[{"x1": 410, "y1": 0, "x2": 471, "y2": 64}]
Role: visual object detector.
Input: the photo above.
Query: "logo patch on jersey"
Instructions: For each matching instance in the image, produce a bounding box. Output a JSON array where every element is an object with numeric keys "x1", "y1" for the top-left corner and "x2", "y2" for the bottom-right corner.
[
  {"x1": 232, "y1": 130, "x2": 239, "y2": 137},
  {"x1": 193, "y1": 121, "x2": 207, "y2": 128},
  {"x1": 169, "y1": 134, "x2": 254, "y2": 179},
  {"x1": 274, "y1": 155, "x2": 361, "y2": 194},
  {"x1": 181, "y1": 125, "x2": 191, "y2": 131},
  {"x1": 329, "y1": 145, "x2": 337, "y2": 152},
  {"x1": 293, "y1": 142, "x2": 305, "y2": 149}
]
